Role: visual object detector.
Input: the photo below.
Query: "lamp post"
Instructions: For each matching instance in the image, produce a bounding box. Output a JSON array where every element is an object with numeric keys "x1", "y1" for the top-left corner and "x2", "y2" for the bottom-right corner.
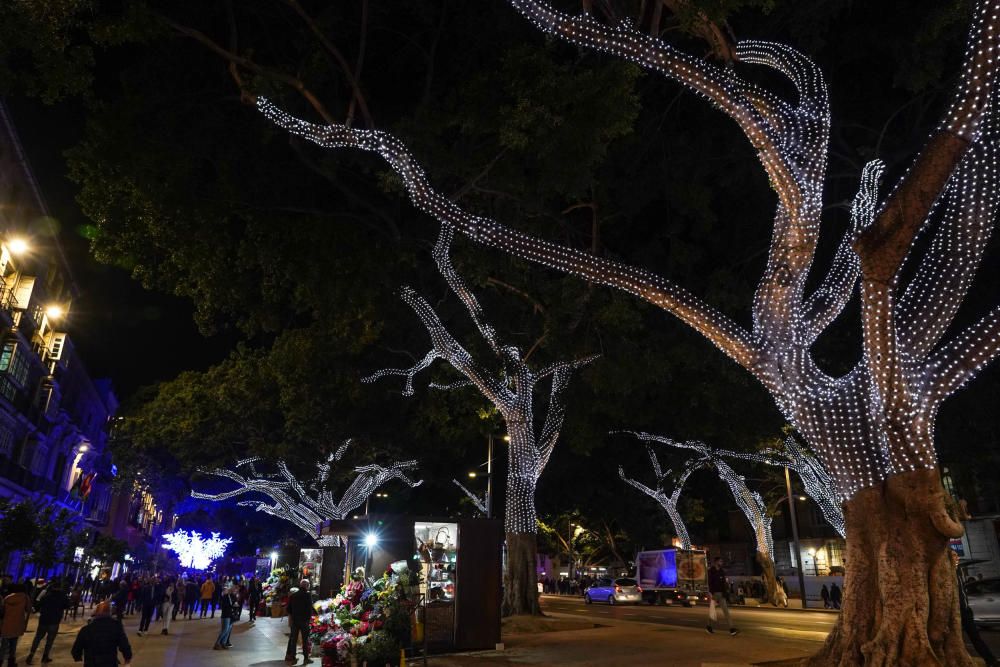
[
  {"x1": 784, "y1": 466, "x2": 809, "y2": 609},
  {"x1": 486, "y1": 434, "x2": 495, "y2": 519}
]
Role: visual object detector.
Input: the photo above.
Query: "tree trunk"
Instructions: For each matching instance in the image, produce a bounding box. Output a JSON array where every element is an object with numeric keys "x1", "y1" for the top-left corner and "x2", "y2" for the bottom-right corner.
[
  {"x1": 756, "y1": 551, "x2": 778, "y2": 606},
  {"x1": 807, "y1": 469, "x2": 972, "y2": 667},
  {"x1": 503, "y1": 532, "x2": 541, "y2": 616}
]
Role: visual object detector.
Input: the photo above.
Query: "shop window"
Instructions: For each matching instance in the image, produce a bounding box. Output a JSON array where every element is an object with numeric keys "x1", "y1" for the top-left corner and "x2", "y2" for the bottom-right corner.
[{"x1": 415, "y1": 521, "x2": 457, "y2": 602}]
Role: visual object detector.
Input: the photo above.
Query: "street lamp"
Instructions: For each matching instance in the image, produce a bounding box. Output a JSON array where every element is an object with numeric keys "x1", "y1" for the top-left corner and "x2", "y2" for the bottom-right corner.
[
  {"x1": 45, "y1": 304, "x2": 65, "y2": 320},
  {"x1": 784, "y1": 467, "x2": 809, "y2": 609},
  {"x1": 7, "y1": 238, "x2": 28, "y2": 255},
  {"x1": 468, "y1": 472, "x2": 477, "y2": 478}
]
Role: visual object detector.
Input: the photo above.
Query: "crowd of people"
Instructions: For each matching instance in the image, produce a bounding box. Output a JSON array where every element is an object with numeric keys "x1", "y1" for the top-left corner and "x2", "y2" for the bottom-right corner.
[{"x1": 0, "y1": 571, "x2": 266, "y2": 666}]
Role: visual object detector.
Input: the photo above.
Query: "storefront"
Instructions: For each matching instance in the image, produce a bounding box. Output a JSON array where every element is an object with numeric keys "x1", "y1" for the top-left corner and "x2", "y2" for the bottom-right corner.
[{"x1": 320, "y1": 515, "x2": 502, "y2": 651}]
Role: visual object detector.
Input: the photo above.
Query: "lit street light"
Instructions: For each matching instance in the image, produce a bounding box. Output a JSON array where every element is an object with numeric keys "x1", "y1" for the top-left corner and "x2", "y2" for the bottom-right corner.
[{"x1": 7, "y1": 238, "x2": 28, "y2": 255}]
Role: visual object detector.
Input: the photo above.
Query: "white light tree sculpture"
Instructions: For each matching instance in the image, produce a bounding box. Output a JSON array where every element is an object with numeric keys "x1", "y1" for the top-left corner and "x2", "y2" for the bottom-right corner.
[
  {"x1": 162, "y1": 530, "x2": 233, "y2": 571},
  {"x1": 626, "y1": 432, "x2": 778, "y2": 605},
  {"x1": 618, "y1": 447, "x2": 707, "y2": 550},
  {"x1": 363, "y1": 224, "x2": 597, "y2": 615},
  {"x1": 253, "y1": 0, "x2": 1000, "y2": 658},
  {"x1": 452, "y1": 478, "x2": 488, "y2": 516},
  {"x1": 190, "y1": 440, "x2": 422, "y2": 546}
]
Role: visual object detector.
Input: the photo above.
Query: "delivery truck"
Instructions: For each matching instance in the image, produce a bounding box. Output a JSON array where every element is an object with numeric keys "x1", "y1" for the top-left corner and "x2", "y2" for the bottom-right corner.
[{"x1": 633, "y1": 548, "x2": 708, "y2": 605}]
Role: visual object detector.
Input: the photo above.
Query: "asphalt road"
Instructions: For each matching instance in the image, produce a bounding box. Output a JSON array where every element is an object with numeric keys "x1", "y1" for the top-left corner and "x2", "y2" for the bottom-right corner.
[{"x1": 540, "y1": 594, "x2": 1000, "y2": 657}]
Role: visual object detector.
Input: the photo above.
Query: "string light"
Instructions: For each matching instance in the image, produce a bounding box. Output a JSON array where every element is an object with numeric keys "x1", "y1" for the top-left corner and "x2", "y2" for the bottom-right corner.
[
  {"x1": 619, "y1": 447, "x2": 708, "y2": 550},
  {"x1": 258, "y1": 0, "x2": 1000, "y2": 504},
  {"x1": 190, "y1": 440, "x2": 422, "y2": 546},
  {"x1": 626, "y1": 433, "x2": 773, "y2": 560},
  {"x1": 452, "y1": 478, "x2": 488, "y2": 515},
  {"x1": 362, "y1": 225, "x2": 597, "y2": 535},
  {"x1": 162, "y1": 530, "x2": 233, "y2": 570}
]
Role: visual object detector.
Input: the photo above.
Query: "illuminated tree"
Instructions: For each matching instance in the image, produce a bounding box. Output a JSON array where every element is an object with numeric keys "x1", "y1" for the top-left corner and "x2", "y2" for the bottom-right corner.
[
  {"x1": 191, "y1": 440, "x2": 422, "y2": 546},
  {"x1": 258, "y1": 0, "x2": 1000, "y2": 657},
  {"x1": 162, "y1": 530, "x2": 233, "y2": 570},
  {"x1": 363, "y1": 225, "x2": 597, "y2": 615},
  {"x1": 627, "y1": 432, "x2": 778, "y2": 604},
  {"x1": 713, "y1": 436, "x2": 845, "y2": 539},
  {"x1": 618, "y1": 447, "x2": 707, "y2": 550}
]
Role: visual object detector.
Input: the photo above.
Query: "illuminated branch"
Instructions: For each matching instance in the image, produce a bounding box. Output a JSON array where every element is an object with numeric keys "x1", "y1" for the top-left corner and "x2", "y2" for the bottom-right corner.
[
  {"x1": 162, "y1": 530, "x2": 232, "y2": 570},
  {"x1": 191, "y1": 441, "x2": 422, "y2": 545},
  {"x1": 626, "y1": 433, "x2": 773, "y2": 558},
  {"x1": 618, "y1": 447, "x2": 707, "y2": 550},
  {"x1": 452, "y1": 479, "x2": 488, "y2": 515},
  {"x1": 363, "y1": 226, "x2": 597, "y2": 534}
]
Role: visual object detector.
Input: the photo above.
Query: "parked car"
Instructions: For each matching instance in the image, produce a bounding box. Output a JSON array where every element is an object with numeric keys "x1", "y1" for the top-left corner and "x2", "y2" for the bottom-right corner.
[
  {"x1": 966, "y1": 577, "x2": 1000, "y2": 626},
  {"x1": 584, "y1": 578, "x2": 642, "y2": 605}
]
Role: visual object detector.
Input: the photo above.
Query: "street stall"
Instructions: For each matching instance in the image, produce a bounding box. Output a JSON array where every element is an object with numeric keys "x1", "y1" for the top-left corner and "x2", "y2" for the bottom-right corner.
[{"x1": 319, "y1": 515, "x2": 502, "y2": 653}]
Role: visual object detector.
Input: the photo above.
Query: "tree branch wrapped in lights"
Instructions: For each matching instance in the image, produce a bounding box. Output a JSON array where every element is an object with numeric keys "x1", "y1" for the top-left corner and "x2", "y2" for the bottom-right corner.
[
  {"x1": 190, "y1": 440, "x2": 422, "y2": 547},
  {"x1": 451, "y1": 479, "x2": 488, "y2": 516},
  {"x1": 256, "y1": 0, "x2": 1000, "y2": 657},
  {"x1": 363, "y1": 225, "x2": 597, "y2": 615},
  {"x1": 623, "y1": 432, "x2": 778, "y2": 604},
  {"x1": 618, "y1": 447, "x2": 707, "y2": 551}
]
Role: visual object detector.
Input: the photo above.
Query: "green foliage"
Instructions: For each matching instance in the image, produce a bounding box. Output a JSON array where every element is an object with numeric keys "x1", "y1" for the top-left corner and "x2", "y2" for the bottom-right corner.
[
  {"x1": 0, "y1": 499, "x2": 39, "y2": 569},
  {"x1": 29, "y1": 507, "x2": 84, "y2": 574},
  {"x1": 88, "y1": 535, "x2": 129, "y2": 566}
]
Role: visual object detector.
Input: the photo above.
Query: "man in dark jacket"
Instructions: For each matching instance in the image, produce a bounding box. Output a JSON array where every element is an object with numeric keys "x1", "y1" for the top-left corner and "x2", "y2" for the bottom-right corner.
[
  {"x1": 183, "y1": 579, "x2": 198, "y2": 619},
  {"x1": 706, "y1": 557, "x2": 738, "y2": 636},
  {"x1": 71, "y1": 602, "x2": 132, "y2": 667},
  {"x1": 247, "y1": 577, "x2": 261, "y2": 625},
  {"x1": 136, "y1": 578, "x2": 159, "y2": 636},
  {"x1": 285, "y1": 579, "x2": 314, "y2": 664},
  {"x1": 26, "y1": 583, "x2": 69, "y2": 664}
]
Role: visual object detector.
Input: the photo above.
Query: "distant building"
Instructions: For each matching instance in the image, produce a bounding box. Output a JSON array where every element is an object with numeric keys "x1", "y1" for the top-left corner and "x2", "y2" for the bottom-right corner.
[{"x1": 0, "y1": 98, "x2": 136, "y2": 577}]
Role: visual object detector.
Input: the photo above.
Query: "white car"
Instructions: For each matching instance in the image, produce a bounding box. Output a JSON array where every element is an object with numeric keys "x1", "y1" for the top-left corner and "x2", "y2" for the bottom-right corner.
[
  {"x1": 966, "y1": 577, "x2": 1000, "y2": 626},
  {"x1": 585, "y1": 577, "x2": 642, "y2": 605}
]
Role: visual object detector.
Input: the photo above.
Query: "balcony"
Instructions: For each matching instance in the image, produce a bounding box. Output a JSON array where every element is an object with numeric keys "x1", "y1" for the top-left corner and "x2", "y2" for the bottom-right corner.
[{"x1": 0, "y1": 285, "x2": 17, "y2": 322}]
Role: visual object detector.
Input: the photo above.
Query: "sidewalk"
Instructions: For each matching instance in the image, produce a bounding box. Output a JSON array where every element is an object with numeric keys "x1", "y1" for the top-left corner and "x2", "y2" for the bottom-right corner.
[{"x1": 6, "y1": 607, "x2": 300, "y2": 666}]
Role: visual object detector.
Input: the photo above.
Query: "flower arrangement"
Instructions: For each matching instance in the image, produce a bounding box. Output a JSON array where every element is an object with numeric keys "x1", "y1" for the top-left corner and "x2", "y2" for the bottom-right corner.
[{"x1": 310, "y1": 561, "x2": 421, "y2": 666}]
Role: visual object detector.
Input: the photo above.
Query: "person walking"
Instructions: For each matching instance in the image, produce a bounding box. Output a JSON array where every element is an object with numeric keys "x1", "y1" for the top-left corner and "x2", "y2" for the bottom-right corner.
[
  {"x1": 820, "y1": 584, "x2": 830, "y2": 609},
  {"x1": 706, "y1": 557, "x2": 738, "y2": 636},
  {"x1": 199, "y1": 578, "x2": 215, "y2": 619},
  {"x1": 183, "y1": 579, "x2": 198, "y2": 619},
  {"x1": 1, "y1": 584, "x2": 31, "y2": 667},
  {"x1": 285, "y1": 579, "x2": 314, "y2": 665},
  {"x1": 212, "y1": 586, "x2": 236, "y2": 650},
  {"x1": 247, "y1": 577, "x2": 261, "y2": 626},
  {"x1": 829, "y1": 582, "x2": 842, "y2": 609},
  {"x1": 26, "y1": 581, "x2": 68, "y2": 664},
  {"x1": 68, "y1": 584, "x2": 83, "y2": 621},
  {"x1": 159, "y1": 579, "x2": 176, "y2": 635},
  {"x1": 210, "y1": 578, "x2": 221, "y2": 619},
  {"x1": 172, "y1": 579, "x2": 183, "y2": 623},
  {"x1": 71, "y1": 601, "x2": 132, "y2": 667},
  {"x1": 136, "y1": 579, "x2": 157, "y2": 636},
  {"x1": 111, "y1": 583, "x2": 128, "y2": 623}
]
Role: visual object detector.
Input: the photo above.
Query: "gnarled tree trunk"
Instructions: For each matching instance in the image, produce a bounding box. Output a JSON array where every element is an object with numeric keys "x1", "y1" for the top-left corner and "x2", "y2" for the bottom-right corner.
[
  {"x1": 504, "y1": 532, "x2": 541, "y2": 617},
  {"x1": 756, "y1": 551, "x2": 778, "y2": 606},
  {"x1": 807, "y1": 469, "x2": 969, "y2": 667}
]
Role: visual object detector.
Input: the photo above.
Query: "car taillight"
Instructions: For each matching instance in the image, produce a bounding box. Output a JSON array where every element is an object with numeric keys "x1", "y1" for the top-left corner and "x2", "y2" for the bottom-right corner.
[
  {"x1": 637, "y1": 586, "x2": 643, "y2": 592},
  {"x1": 614, "y1": 585, "x2": 622, "y2": 593}
]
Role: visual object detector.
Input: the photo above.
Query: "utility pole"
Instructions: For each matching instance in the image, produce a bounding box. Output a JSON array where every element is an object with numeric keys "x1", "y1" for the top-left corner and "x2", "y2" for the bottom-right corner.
[
  {"x1": 486, "y1": 434, "x2": 494, "y2": 519},
  {"x1": 785, "y1": 466, "x2": 808, "y2": 609}
]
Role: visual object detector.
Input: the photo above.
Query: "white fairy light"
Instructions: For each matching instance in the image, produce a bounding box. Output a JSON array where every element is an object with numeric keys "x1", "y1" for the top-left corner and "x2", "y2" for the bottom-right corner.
[
  {"x1": 162, "y1": 530, "x2": 233, "y2": 570},
  {"x1": 191, "y1": 440, "x2": 422, "y2": 546},
  {"x1": 362, "y1": 225, "x2": 597, "y2": 535},
  {"x1": 258, "y1": 0, "x2": 1000, "y2": 505},
  {"x1": 619, "y1": 447, "x2": 707, "y2": 550},
  {"x1": 452, "y1": 478, "x2": 488, "y2": 515},
  {"x1": 626, "y1": 433, "x2": 774, "y2": 559}
]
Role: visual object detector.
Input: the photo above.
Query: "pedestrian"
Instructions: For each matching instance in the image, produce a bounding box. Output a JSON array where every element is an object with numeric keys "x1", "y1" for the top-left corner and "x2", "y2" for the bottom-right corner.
[
  {"x1": 172, "y1": 579, "x2": 183, "y2": 622},
  {"x1": 136, "y1": 579, "x2": 158, "y2": 636},
  {"x1": 159, "y1": 579, "x2": 176, "y2": 635},
  {"x1": 210, "y1": 578, "x2": 221, "y2": 619},
  {"x1": 212, "y1": 586, "x2": 236, "y2": 650},
  {"x1": 71, "y1": 601, "x2": 132, "y2": 667},
  {"x1": 26, "y1": 581, "x2": 68, "y2": 664},
  {"x1": 183, "y1": 578, "x2": 198, "y2": 619},
  {"x1": 1, "y1": 583, "x2": 32, "y2": 667},
  {"x1": 285, "y1": 579, "x2": 314, "y2": 664},
  {"x1": 774, "y1": 582, "x2": 788, "y2": 608},
  {"x1": 112, "y1": 583, "x2": 128, "y2": 623},
  {"x1": 820, "y1": 584, "x2": 830, "y2": 609},
  {"x1": 830, "y1": 582, "x2": 842, "y2": 609},
  {"x1": 199, "y1": 577, "x2": 214, "y2": 619},
  {"x1": 247, "y1": 577, "x2": 261, "y2": 626},
  {"x1": 706, "y1": 557, "x2": 738, "y2": 636},
  {"x1": 68, "y1": 584, "x2": 83, "y2": 621}
]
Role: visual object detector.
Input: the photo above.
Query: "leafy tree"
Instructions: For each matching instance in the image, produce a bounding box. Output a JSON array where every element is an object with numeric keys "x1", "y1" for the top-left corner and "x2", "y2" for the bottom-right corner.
[{"x1": 0, "y1": 499, "x2": 39, "y2": 575}]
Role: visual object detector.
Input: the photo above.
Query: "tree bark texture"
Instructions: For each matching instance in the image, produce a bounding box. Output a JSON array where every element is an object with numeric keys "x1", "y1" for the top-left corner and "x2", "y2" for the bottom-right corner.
[
  {"x1": 503, "y1": 532, "x2": 541, "y2": 616},
  {"x1": 806, "y1": 469, "x2": 970, "y2": 667},
  {"x1": 756, "y1": 551, "x2": 778, "y2": 607}
]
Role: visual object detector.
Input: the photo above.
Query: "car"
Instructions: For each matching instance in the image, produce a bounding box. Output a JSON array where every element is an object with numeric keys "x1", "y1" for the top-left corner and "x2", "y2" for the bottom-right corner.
[
  {"x1": 966, "y1": 577, "x2": 1000, "y2": 626},
  {"x1": 584, "y1": 577, "x2": 642, "y2": 605},
  {"x1": 654, "y1": 588, "x2": 701, "y2": 606}
]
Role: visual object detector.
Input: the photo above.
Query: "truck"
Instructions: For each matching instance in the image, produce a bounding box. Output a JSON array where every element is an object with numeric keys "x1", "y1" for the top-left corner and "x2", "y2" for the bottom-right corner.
[{"x1": 634, "y1": 548, "x2": 708, "y2": 606}]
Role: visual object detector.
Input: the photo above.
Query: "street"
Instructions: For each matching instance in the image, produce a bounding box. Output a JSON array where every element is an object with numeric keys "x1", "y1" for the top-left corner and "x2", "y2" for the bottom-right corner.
[{"x1": 540, "y1": 594, "x2": 1000, "y2": 659}]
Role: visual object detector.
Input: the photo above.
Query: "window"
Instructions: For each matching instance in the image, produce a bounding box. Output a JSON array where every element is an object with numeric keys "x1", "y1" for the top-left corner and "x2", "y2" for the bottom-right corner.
[
  {"x1": 0, "y1": 341, "x2": 30, "y2": 387},
  {"x1": 0, "y1": 425, "x2": 12, "y2": 457}
]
